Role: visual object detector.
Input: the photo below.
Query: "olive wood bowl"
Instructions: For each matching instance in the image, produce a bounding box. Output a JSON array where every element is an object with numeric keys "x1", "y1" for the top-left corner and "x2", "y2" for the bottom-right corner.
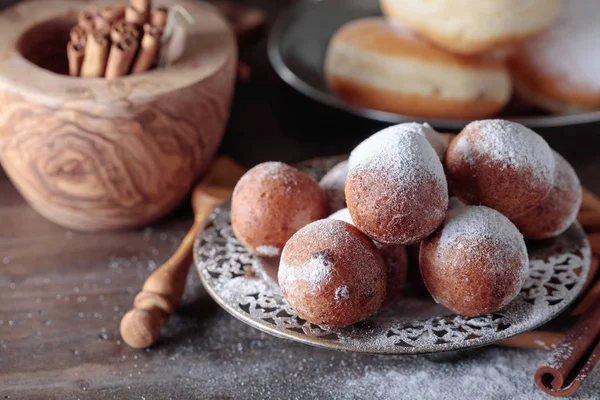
[{"x1": 0, "y1": 0, "x2": 237, "y2": 231}]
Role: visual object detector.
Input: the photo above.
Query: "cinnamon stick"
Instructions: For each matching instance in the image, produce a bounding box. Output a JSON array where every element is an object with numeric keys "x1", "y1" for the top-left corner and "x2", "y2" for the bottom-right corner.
[
  {"x1": 70, "y1": 25, "x2": 87, "y2": 47},
  {"x1": 151, "y1": 6, "x2": 168, "y2": 30},
  {"x1": 131, "y1": 0, "x2": 152, "y2": 15},
  {"x1": 497, "y1": 331, "x2": 565, "y2": 351},
  {"x1": 534, "y1": 303, "x2": 600, "y2": 397},
  {"x1": 125, "y1": 6, "x2": 148, "y2": 28},
  {"x1": 80, "y1": 29, "x2": 110, "y2": 78},
  {"x1": 78, "y1": 7, "x2": 98, "y2": 33},
  {"x1": 572, "y1": 275, "x2": 600, "y2": 317},
  {"x1": 67, "y1": 41, "x2": 85, "y2": 77},
  {"x1": 131, "y1": 23, "x2": 162, "y2": 74},
  {"x1": 94, "y1": 16, "x2": 112, "y2": 31},
  {"x1": 110, "y1": 20, "x2": 140, "y2": 44},
  {"x1": 105, "y1": 36, "x2": 139, "y2": 79},
  {"x1": 100, "y1": 4, "x2": 126, "y2": 23}
]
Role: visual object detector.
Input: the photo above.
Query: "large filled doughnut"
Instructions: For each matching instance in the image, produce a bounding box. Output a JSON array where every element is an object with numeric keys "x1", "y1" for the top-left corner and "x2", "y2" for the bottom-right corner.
[
  {"x1": 419, "y1": 203, "x2": 529, "y2": 317},
  {"x1": 445, "y1": 119, "x2": 555, "y2": 219},
  {"x1": 324, "y1": 18, "x2": 512, "y2": 120},
  {"x1": 509, "y1": 0, "x2": 600, "y2": 113},
  {"x1": 346, "y1": 122, "x2": 448, "y2": 245},
  {"x1": 512, "y1": 152, "x2": 582, "y2": 239},
  {"x1": 231, "y1": 161, "x2": 327, "y2": 258},
  {"x1": 379, "y1": 0, "x2": 560, "y2": 55},
  {"x1": 278, "y1": 219, "x2": 387, "y2": 327}
]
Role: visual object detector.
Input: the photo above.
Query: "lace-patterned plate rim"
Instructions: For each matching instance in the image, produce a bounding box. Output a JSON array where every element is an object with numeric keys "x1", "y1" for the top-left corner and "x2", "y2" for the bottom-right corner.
[{"x1": 193, "y1": 157, "x2": 591, "y2": 355}]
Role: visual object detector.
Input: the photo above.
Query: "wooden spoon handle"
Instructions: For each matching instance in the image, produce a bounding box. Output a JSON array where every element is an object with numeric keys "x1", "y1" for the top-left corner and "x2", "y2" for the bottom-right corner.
[{"x1": 120, "y1": 200, "x2": 221, "y2": 348}]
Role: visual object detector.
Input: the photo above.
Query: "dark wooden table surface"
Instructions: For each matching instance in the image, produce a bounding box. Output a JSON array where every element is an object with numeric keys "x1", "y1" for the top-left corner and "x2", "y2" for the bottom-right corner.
[{"x1": 2, "y1": 1, "x2": 600, "y2": 399}]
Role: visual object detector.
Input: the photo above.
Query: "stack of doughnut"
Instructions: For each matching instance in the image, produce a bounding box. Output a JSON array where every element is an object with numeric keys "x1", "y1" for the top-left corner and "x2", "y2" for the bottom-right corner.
[
  {"x1": 231, "y1": 119, "x2": 582, "y2": 328},
  {"x1": 325, "y1": 0, "x2": 599, "y2": 118}
]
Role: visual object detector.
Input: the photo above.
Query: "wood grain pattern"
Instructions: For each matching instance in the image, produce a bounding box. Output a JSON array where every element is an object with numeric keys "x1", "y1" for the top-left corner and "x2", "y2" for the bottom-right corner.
[{"x1": 0, "y1": 0, "x2": 237, "y2": 231}]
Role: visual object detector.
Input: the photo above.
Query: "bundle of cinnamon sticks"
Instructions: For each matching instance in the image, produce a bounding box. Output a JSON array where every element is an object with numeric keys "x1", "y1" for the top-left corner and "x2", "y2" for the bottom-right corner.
[
  {"x1": 497, "y1": 187, "x2": 600, "y2": 397},
  {"x1": 67, "y1": 0, "x2": 168, "y2": 79}
]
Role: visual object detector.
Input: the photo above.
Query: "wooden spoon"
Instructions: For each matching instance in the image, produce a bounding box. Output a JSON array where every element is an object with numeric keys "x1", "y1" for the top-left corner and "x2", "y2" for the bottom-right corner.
[{"x1": 120, "y1": 156, "x2": 246, "y2": 349}]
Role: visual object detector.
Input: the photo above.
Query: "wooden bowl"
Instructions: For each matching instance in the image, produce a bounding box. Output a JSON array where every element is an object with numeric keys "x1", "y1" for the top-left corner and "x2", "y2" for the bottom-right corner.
[{"x1": 0, "y1": 0, "x2": 237, "y2": 231}]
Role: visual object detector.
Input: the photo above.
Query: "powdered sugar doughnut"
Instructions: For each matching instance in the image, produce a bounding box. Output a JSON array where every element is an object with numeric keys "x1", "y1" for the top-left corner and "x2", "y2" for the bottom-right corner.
[
  {"x1": 231, "y1": 162, "x2": 327, "y2": 257},
  {"x1": 324, "y1": 18, "x2": 512, "y2": 120},
  {"x1": 419, "y1": 204, "x2": 528, "y2": 317},
  {"x1": 445, "y1": 119, "x2": 555, "y2": 219},
  {"x1": 346, "y1": 123, "x2": 448, "y2": 245},
  {"x1": 278, "y1": 219, "x2": 387, "y2": 327},
  {"x1": 380, "y1": 0, "x2": 560, "y2": 55},
  {"x1": 328, "y1": 208, "x2": 408, "y2": 307},
  {"x1": 319, "y1": 160, "x2": 349, "y2": 213},
  {"x1": 512, "y1": 152, "x2": 582, "y2": 240},
  {"x1": 510, "y1": 0, "x2": 600, "y2": 113}
]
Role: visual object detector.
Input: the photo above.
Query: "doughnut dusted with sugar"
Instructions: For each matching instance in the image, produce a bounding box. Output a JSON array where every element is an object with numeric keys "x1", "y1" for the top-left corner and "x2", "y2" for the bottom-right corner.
[
  {"x1": 379, "y1": 0, "x2": 560, "y2": 55},
  {"x1": 231, "y1": 161, "x2": 327, "y2": 258},
  {"x1": 328, "y1": 208, "x2": 408, "y2": 307},
  {"x1": 512, "y1": 151, "x2": 582, "y2": 240},
  {"x1": 509, "y1": 0, "x2": 600, "y2": 113},
  {"x1": 324, "y1": 18, "x2": 512, "y2": 120},
  {"x1": 445, "y1": 119, "x2": 555, "y2": 219},
  {"x1": 278, "y1": 219, "x2": 387, "y2": 327},
  {"x1": 419, "y1": 203, "x2": 529, "y2": 317},
  {"x1": 345, "y1": 122, "x2": 448, "y2": 245}
]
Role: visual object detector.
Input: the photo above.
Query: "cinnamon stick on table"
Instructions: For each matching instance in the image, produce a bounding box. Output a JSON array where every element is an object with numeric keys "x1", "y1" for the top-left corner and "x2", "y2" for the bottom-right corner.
[
  {"x1": 131, "y1": 23, "x2": 162, "y2": 74},
  {"x1": 496, "y1": 331, "x2": 565, "y2": 351},
  {"x1": 534, "y1": 303, "x2": 600, "y2": 397},
  {"x1": 105, "y1": 36, "x2": 139, "y2": 79},
  {"x1": 80, "y1": 29, "x2": 110, "y2": 78}
]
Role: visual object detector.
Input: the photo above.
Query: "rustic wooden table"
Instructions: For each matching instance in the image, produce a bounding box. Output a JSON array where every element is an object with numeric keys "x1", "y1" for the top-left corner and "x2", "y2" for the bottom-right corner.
[{"x1": 1, "y1": 1, "x2": 600, "y2": 399}]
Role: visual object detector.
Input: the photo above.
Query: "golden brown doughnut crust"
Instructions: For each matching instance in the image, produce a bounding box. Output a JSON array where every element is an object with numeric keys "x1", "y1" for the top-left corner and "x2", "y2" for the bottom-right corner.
[
  {"x1": 231, "y1": 162, "x2": 327, "y2": 257},
  {"x1": 444, "y1": 122, "x2": 554, "y2": 219},
  {"x1": 346, "y1": 167, "x2": 447, "y2": 245},
  {"x1": 328, "y1": 76, "x2": 508, "y2": 120},
  {"x1": 512, "y1": 152, "x2": 582, "y2": 240},
  {"x1": 420, "y1": 235, "x2": 525, "y2": 316},
  {"x1": 278, "y1": 219, "x2": 387, "y2": 327}
]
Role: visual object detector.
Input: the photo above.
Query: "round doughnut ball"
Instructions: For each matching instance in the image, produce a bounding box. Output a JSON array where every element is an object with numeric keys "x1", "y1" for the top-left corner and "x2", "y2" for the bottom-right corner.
[
  {"x1": 328, "y1": 208, "x2": 408, "y2": 307},
  {"x1": 231, "y1": 161, "x2": 327, "y2": 257},
  {"x1": 419, "y1": 204, "x2": 528, "y2": 317},
  {"x1": 380, "y1": 0, "x2": 560, "y2": 55},
  {"x1": 324, "y1": 18, "x2": 512, "y2": 120},
  {"x1": 278, "y1": 219, "x2": 387, "y2": 327},
  {"x1": 445, "y1": 119, "x2": 555, "y2": 219},
  {"x1": 346, "y1": 123, "x2": 448, "y2": 245},
  {"x1": 509, "y1": 0, "x2": 600, "y2": 113},
  {"x1": 512, "y1": 152, "x2": 582, "y2": 240},
  {"x1": 319, "y1": 160, "x2": 349, "y2": 213}
]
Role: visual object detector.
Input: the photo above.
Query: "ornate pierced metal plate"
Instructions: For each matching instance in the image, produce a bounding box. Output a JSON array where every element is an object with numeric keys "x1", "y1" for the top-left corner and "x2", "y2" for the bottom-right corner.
[{"x1": 194, "y1": 157, "x2": 591, "y2": 355}]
